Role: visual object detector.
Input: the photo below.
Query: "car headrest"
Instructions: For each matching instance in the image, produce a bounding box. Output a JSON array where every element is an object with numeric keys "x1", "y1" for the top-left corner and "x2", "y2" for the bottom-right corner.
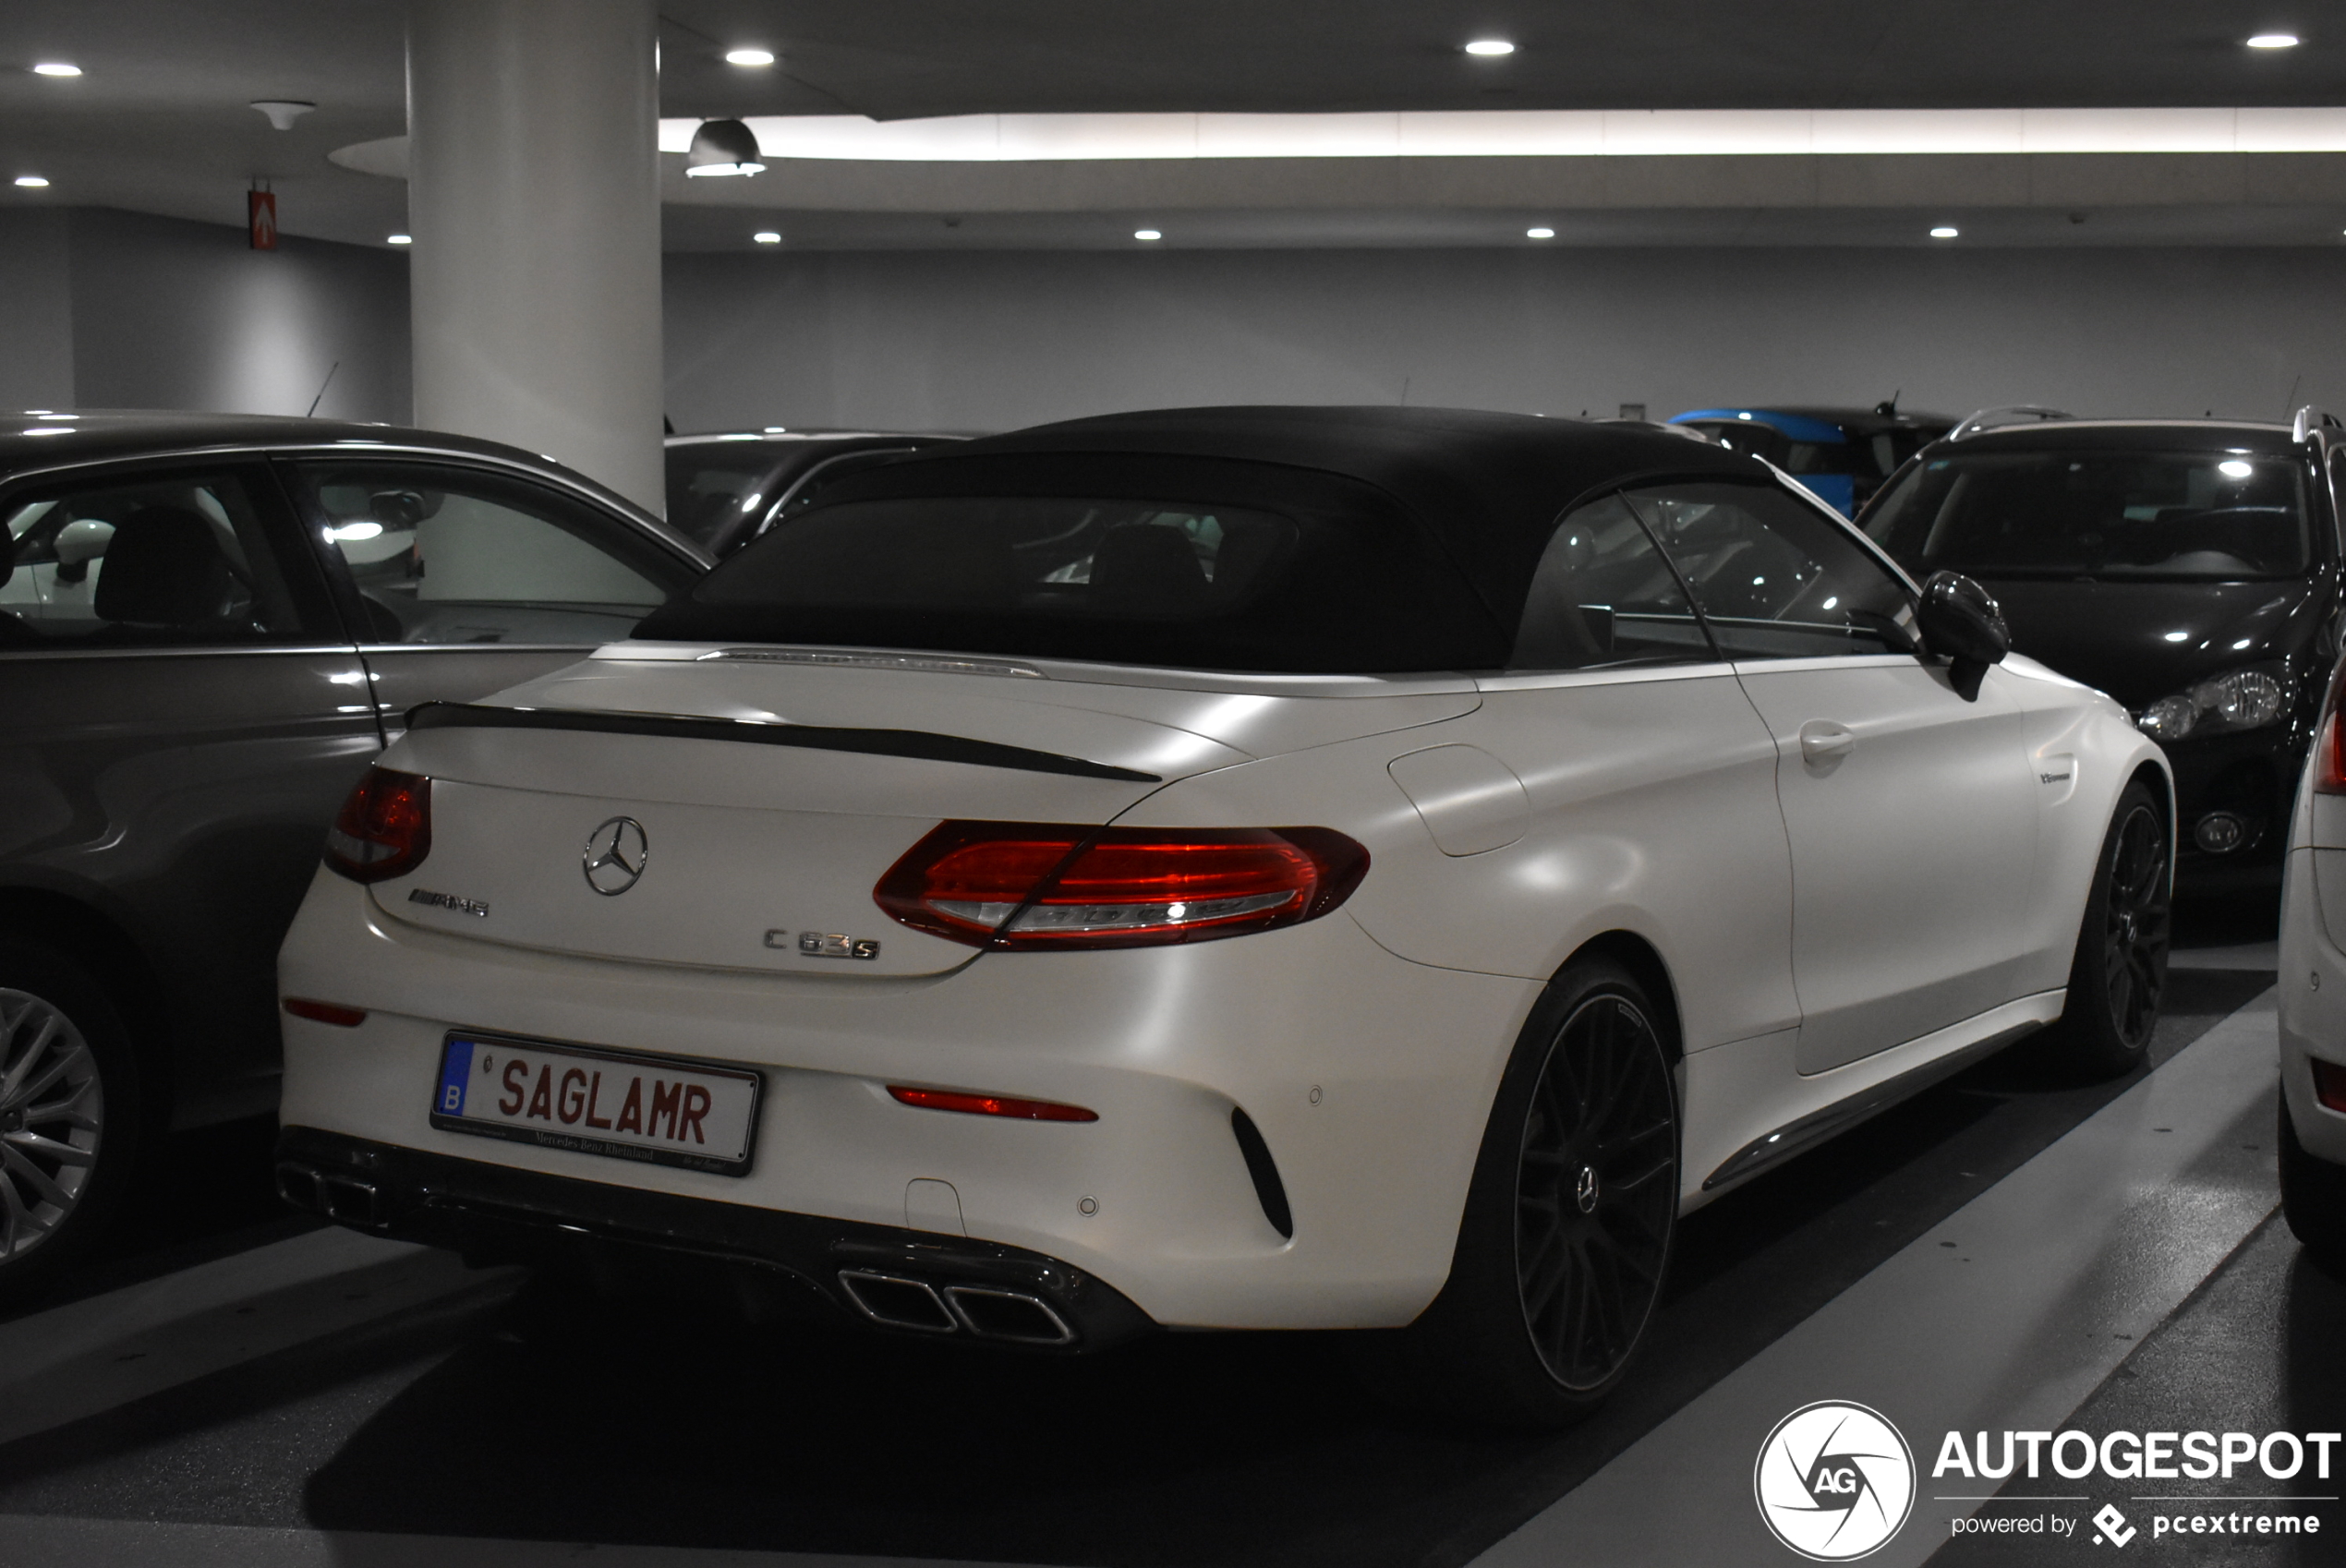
[
  {"x1": 92, "y1": 506, "x2": 238, "y2": 626},
  {"x1": 1090, "y1": 525, "x2": 1209, "y2": 614}
]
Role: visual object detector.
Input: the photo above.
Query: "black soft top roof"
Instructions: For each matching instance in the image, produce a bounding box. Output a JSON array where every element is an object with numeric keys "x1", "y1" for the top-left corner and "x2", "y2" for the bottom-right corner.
[{"x1": 816, "y1": 404, "x2": 1772, "y2": 615}]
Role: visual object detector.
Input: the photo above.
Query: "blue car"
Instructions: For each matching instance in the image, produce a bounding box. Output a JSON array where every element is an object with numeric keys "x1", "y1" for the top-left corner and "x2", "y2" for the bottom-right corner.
[{"x1": 1670, "y1": 404, "x2": 1954, "y2": 516}]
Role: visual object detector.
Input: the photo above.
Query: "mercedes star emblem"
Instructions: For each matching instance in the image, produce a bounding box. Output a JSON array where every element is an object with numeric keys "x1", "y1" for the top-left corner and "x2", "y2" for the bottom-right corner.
[{"x1": 582, "y1": 816, "x2": 649, "y2": 896}]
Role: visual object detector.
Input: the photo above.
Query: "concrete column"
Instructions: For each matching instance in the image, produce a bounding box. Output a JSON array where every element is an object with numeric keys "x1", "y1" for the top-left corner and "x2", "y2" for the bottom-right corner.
[{"x1": 406, "y1": 0, "x2": 663, "y2": 513}]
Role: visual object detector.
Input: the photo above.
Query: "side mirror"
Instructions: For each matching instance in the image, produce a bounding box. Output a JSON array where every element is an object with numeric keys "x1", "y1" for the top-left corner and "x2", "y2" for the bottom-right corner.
[
  {"x1": 1916, "y1": 570, "x2": 2010, "y2": 698},
  {"x1": 52, "y1": 518, "x2": 115, "y2": 585}
]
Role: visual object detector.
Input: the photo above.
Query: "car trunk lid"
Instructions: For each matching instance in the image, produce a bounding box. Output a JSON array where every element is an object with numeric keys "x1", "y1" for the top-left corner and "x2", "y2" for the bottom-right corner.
[{"x1": 364, "y1": 643, "x2": 1475, "y2": 978}]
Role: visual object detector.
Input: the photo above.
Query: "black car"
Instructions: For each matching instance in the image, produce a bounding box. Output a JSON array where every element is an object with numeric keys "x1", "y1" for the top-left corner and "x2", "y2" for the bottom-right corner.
[
  {"x1": 0, "y1": 413, "x2": 708, "y2": 1286},
  {"x1": 1860, "y1": 406, "x2": 2346, "y2": 891},
  {"x1": 1670, "y1": 404, "x2": 1956, "y2": 517},
  {"x1": 664, "y1": 428, "x2": 965, "y2": 556}
]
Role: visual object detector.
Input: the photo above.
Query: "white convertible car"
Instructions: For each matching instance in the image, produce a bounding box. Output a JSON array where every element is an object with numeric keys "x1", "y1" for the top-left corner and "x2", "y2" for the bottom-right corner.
[{"x1": 274, "y1": 406, "x2": 2171, "y2": 1424}]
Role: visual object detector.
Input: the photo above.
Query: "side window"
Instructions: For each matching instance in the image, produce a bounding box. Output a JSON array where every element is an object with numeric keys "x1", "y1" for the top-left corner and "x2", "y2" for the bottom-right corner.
[
  {"x1": 0, "y1": 468, "x2": 319, "y2": 646},
  {"x1": 1624, "y1": 481, "x2": 1917, "y2": 660},
  {"x1": 289, "y1": 462, "x2": 682, "y2": 645},
  {"x1": 1511, "y1": 493, "x2": 1715, "y2": 670}
]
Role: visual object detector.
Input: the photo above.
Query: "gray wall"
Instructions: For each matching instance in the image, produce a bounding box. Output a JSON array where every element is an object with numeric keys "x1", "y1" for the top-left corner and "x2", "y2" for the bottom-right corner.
[
  {"x1": 0, "y1": 210, "x2": 75, "y2": 416},
  {"x1": 67, "y1": 209, "x2": 409, "y2": 423},
  {"x1": 0, "y1": 207, "x2": 408, "y2": 423},
  {"x1": 661, "y1": 246, "x2": 2346, "y2": 434}
]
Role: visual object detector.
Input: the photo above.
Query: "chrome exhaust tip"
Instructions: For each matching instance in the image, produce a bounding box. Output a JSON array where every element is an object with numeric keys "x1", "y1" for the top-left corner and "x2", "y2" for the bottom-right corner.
[
  {"x1": 836, "y1": 1269, "x2": 959, "y2": 1333},
  {"x1": 944, "y1": 1285, "x2": 1076, "y2": 1345}
]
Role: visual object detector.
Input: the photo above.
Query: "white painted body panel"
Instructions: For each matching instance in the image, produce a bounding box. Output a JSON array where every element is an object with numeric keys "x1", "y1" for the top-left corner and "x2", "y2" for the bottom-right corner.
[
  {"x1": 280, "y1": 637, "x2": 2166, "y2": 1330},
  {"x1": 1734, "y1": 656, "x2": 2039, "y2": 1073},
  {"x1": 2277, "y1": 745, "x2": 2346, "y2": 1164}
]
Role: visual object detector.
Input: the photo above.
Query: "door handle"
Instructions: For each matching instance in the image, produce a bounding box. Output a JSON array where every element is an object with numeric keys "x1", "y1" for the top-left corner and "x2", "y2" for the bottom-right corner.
[{"x1": 1797, "y1": 719, "x2": 1856, "y2": 766}]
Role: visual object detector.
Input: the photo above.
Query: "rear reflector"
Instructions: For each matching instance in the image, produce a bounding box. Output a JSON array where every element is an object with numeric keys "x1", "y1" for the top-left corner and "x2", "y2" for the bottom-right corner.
[
  {"x1": 323, "y1": 766, "x2": 432, "y2": 883},
  {"x1": 2315, "y1": 1058, "x2": 2346, "y2": 1114},
  {"x1": 889, "y1": 1085, "x2": 1099, "y2": 1122},
  {"x1": 283, "y1": 997, "x2": 367, "y2": 1028},
  {"x1": 874, "y1": 821, "x2": 1369, "y2": 949}
]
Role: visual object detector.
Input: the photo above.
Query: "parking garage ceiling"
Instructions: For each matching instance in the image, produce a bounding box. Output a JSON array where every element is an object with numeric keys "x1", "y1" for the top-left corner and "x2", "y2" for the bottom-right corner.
[{"x1": 0, "y1": 1, "x2": 2340, "y2": 248}]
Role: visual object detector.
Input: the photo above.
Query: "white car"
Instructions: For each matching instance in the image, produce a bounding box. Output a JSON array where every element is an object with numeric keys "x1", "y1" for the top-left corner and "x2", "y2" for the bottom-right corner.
[
  {"x1": 273, "y1": 406, "x2": 2171, "y2": 1425},
  {"x1": 2277, "y1": 671, "x2": 2346, "y2": 1258}
]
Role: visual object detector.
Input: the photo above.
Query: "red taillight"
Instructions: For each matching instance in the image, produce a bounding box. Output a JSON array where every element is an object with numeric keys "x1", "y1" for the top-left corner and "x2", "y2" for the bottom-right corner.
[
  {"x1": 888, "y1": 1085, "x2": 1098, "y2": 1122},
  {"x1": 283, "y1": 997, "x2": 367, "y2": 1028},
  {"x1": 2316, "y1": 1059, "x2": 2346, "y2": 1114},
  {"x1": 874, "y1": 820, "x2": 1369, "y2": 949},
  {"x1": 323, "y1": 766, "x2": 432, "y2": 883},
  {"x1": 2319, "y1": 711, "x2": 2346, "y2": 796}
]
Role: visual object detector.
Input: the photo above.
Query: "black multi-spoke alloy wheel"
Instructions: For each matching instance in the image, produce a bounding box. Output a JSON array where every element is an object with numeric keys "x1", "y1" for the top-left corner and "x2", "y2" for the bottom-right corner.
[
  {"x1": 2280, "y1": 1097, "x2": 2346, "y2": 1266},
  {"x1": 1362, "y1": 954, "x2": 1678, "y2": 1428},
  {"x1": 0, "y1": 939, "x2": 142, "y2": 1300},
  {"x1": 2050, "y1": 780, "x2": 2171, "y2": 1080}
]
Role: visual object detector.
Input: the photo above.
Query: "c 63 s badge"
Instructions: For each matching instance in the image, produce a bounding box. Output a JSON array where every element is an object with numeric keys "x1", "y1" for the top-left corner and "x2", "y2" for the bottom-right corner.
[{"x1": 768, "y1": 930, "x2": 880, "y2": 960}]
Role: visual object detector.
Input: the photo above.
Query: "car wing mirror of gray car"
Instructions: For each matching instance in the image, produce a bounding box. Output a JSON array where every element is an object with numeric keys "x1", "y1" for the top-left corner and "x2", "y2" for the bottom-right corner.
[{"x1": 1917, "y1": 569, "x2": 2011, "y2": 701}]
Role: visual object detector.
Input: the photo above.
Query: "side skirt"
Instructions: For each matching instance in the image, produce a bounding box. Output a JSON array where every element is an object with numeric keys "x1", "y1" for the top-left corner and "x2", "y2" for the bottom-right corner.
[{"x1": 1699, "y1": 989, "x2": 2069, "y2": 1193}]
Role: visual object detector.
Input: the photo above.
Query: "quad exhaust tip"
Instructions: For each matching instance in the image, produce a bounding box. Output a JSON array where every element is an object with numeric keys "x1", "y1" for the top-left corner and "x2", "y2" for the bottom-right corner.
[{"x1": 837, "y1": 1270, "x2": 1075, "y2": 1345}]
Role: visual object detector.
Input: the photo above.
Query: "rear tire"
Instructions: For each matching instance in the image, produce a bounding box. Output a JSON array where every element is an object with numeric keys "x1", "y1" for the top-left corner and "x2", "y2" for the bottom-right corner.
[
  {"x1": 2049, "y1": 780, "x2": 2170, "y2": 1080},
  {"x1": 0, "y1": 940, "x2": 143, "y2": 1299},
  {"x1": 1362, "y1": 955, "x2": 1678, "y2": 1429},
  {"x1": 2280, "y1": 1097, "x2": 2346, "y2": 1265}
]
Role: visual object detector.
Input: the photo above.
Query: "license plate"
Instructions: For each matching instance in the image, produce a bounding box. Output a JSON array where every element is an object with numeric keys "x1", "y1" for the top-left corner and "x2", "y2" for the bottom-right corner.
[{"x1": 430, "y1": 1032, "x2": 761, "y2": 1176}]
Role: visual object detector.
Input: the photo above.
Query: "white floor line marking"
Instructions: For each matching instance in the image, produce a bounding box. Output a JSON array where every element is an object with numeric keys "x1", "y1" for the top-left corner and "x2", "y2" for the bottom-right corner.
[
  {"x1": 0, "y1": 1514, "x2": 1029, "y2": 1568},
  {"x1": 0, "y1": 1228, "x2": 517, "y2": 1448},
  {"x1": 1470, "y1": 991, "x2": 2281, "y2": 1568}
]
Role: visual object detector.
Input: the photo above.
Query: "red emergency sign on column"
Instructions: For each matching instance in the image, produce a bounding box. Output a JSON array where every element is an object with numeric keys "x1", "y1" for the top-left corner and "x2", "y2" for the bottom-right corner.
[{"x1": 248, "y1": 190, "x2": 278, "y2": 250}]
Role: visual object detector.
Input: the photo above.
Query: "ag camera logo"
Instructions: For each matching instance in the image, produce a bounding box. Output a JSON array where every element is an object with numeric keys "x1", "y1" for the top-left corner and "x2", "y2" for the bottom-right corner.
[{"x1": 1755, "y1": 1401, "x2": 1917, "y2": 1561}]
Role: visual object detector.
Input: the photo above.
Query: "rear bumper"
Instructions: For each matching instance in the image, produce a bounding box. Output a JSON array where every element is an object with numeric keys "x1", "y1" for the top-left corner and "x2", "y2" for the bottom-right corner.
[
  {"x1": 277, "y1": 868, "x2": 1541, "y2": 1331},
  {"x1": 276, "y1": 1126, "x2": 1155, "y2": 1349},
  {"x1": 2279, "y1": 845, "x2": 2346, "y2": 1166}
]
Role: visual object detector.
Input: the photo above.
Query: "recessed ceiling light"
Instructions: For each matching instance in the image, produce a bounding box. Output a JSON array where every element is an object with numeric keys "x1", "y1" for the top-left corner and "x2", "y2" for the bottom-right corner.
[
  {"x1": 1930, "y1": 225, "x2": 1959, "y2": 238},
  {"x1": 1526, "y1": 226, "x2": 1555, "y2": 239},
  {"x1": 14, "y1": 175, "x2": 50, "y2": 188},
  {"x1": 386, "y1": 233, "x2": 412, "y2": 245},
  {"x1": 2246, "y1": 32, "x2": 2301, "y2": 48},
  {"x1": 22, "y1": 427, "x2": 69, "y2": 436},
  {"x1": 34, "y1": 413, "x2": 76, "y2": 421},
  {"x1": 1464, "y1": 40, "x2": 1516, "y2": 55},
  {"x1": 1134, "y1": 228, "x2": 1162, "y2": 241},
  {"x1": 30, "y1": 63, "x2": 81, "y2": 78},
  {"x1": 725, "y1": 48, "x2": 776, "y2": 66},
  {"x1": 764, "y1": 427, "x2": 789, "y2": 433},
  {"x1": 753, "y1": 231, "x2": 781, "y2": 244}
]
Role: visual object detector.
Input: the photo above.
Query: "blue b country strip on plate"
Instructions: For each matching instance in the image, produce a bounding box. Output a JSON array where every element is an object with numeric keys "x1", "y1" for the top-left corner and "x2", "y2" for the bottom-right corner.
[{"x1": 429, "y1": 1031, "x2": 762, "y2": 1176}]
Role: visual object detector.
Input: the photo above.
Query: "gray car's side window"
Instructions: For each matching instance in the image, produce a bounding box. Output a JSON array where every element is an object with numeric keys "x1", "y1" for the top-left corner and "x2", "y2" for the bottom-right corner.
[
  {"x1": 1510, "y1": 492, "x2": 1717, "y2": 670},
  {"x1": 0, "y1": 467, "x2": 318, "y2": 646},
  {"x1": 1624, "y1": 481, "x2": 1917, "y2": 660},
  {"x1": 288, "y1": 461, "x2": 680, "y2": 645}
]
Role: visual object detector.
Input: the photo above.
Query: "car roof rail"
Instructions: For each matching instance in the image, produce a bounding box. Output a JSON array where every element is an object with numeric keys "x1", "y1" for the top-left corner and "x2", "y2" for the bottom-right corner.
[
  {"x1": 1947, "y1": 405, "x2": 2073, "y2": 441},
  {"x1": 2292, "y1": 404, "x2": 2343, "y2": 444}
]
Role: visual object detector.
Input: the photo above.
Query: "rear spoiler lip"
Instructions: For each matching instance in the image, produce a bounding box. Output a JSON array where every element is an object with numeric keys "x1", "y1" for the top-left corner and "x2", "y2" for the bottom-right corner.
[{"x1": 404, "y1": 702, "x2": 1164, "y2": 784}]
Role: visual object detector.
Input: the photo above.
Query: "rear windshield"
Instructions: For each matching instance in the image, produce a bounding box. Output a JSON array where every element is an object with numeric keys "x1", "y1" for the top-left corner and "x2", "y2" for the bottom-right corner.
[
  {"x1": 638, "y1": 489, "x2": 1508, "y2": 673},
  {"x1": 1864, "y1": 448, "x2": 2313, "y2": 581}
]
